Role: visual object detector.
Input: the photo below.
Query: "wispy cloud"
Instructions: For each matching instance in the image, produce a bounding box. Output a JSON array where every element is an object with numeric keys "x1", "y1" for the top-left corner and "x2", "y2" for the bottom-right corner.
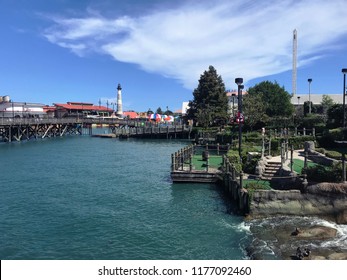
[{"x1": 43, "y1": 0, "x2": 347, "y2": 88}]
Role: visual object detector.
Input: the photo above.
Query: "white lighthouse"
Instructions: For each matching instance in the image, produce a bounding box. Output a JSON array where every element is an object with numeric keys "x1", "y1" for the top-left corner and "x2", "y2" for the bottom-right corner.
[{"x1": 116, "y1": 83, "x2": 123, "y2": 116}]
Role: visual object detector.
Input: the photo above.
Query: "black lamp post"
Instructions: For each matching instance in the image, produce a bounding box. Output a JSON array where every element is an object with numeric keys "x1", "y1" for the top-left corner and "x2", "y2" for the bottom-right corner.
[
  {"x1": 342, "y1": 68, "x2": 347, "y2": 128},
  {"x1": 235, "y1": 77, "x2": 243, "y2": 162},
  {"x1": 308, "y1": 78, "x2": 312, "y2": 114}
]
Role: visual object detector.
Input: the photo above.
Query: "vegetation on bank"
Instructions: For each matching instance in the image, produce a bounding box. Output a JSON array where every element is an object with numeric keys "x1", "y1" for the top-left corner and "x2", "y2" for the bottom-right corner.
[{"x1": 185, "y1": 65, "x2": 346, "y2": 185}]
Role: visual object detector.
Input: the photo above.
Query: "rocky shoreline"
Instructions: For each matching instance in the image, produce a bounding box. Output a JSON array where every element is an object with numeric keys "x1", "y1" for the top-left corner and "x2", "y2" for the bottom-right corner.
[{"x1": 245, "y1": 216, "x2": 347, "y2": 260}]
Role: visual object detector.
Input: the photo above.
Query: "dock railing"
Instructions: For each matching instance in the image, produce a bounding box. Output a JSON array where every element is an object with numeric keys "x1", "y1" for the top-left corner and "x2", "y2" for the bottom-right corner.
[{"x1": 171, "y1": 143, "x2": 230, "y2": 172}]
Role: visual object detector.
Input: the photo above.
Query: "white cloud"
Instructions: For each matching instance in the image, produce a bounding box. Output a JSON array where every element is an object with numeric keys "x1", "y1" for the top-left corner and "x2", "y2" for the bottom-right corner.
[{"x1": 43, "y1": 0, "x2": 347, "y2": 88}]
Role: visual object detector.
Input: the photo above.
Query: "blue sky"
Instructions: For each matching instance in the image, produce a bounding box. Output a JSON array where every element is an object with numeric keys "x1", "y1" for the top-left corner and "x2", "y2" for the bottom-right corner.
[{"x1": 1, "y1": 0, "x2": 347, "y2": 112}]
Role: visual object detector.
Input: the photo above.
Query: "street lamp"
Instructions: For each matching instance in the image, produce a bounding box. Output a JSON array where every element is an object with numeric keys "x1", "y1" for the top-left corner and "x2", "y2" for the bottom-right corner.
[
  {"x1": 342, "y1": 68, "x2": 347, "y2": 127},
  {"x1": 308, "y1": 78, "x2": 312, "y2": 114},
  {"x1": 235, "y1": 77, "x2": 243, "y2": 162}
]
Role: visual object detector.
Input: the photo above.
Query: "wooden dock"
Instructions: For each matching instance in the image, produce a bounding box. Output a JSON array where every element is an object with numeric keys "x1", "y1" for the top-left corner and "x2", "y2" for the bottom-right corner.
[
  {"x1": 170, "y1": 144, "x2": 226, "y2": 183},
  {"x1": 171, "y1": 170, "x2": 222, "y2": 183},
  {"x1": 92, "y1": 134, "x2": 117, "y2": 138},
  {"x1": 0, "y1": 117, "x2": 191, "y2": 142}
]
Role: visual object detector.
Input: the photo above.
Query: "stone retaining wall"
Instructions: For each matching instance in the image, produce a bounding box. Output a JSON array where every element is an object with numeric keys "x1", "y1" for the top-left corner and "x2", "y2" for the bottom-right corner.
[{"x1": 249, "y1": 183, "x2": 347, "y2": 224}]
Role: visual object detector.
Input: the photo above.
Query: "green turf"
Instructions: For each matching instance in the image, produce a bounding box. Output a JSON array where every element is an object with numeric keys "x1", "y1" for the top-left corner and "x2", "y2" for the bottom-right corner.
[
  {"x1": 189, "y1": 155, "x2": 223, "y2": 170},
  {"x1": 289, "y1": 158, "x2": 317, "y2": 173}
]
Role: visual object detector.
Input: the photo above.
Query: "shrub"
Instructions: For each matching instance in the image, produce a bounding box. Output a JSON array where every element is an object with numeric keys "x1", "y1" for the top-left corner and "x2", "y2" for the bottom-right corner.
[
  {"x1": 243, "y1": 156, "x2": 261, "y2": 174},
  {"x1": 227, "y1": 149, "x2": 242, "y2": 173},
  {"x1": 315, "y1": 147, "x2": 326, "y2": 154},
  {"x1": 288, "y1": 136, "x2": 315, "y2": 149},
  {"x1": 306, "y1": 163, "x2": 342, "y2": 182},
  {"x1": 325, "y1": 150, "x2": 342, "y2": 160}
]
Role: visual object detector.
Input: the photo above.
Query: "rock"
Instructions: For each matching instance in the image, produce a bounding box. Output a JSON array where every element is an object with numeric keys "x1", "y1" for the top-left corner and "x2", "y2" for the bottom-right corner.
[
  {"x1": 327, "y1": 253, "x2": 347, "y2": 260},
  {"x1": 292, "y1": 226, "x2": 337, "y2": 240},
  {"x1": 310, "y1": 255, "x2": 326, "y2": 260},
  {"x1": 304, "y1": 141, "x2": 315, "y2": 153},
  {"x1": 336, "y1": 210, "x2": 347, "y2": 224}
]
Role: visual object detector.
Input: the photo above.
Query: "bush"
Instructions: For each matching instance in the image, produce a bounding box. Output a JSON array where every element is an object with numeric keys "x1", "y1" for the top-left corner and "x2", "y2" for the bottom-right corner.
[
  {"x1": 288, "y1": 136, "x2": 315, "y2": 149},
  {"x1": 317, "y1": 128, "x2": 344, "y2": 148},
  {"x1": 315, "y1": 147, "x2": 326, "y2": 154},
  {"x1": 325, "y1": 150, "x2": 342, "y2": 160},
  {"x1": 306, "y1": 163, "x2": 342, "y2": 183},
  {"x1": 243, "y1": 155, "x2": 261, "y2": 174},
  {"x1": 227, "y1": 149, "x2": 242, "y2": 173}
]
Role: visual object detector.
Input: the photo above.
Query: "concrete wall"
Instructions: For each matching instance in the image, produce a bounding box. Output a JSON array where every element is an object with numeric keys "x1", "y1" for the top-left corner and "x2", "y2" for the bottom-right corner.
[{"x1": 249, "y1": 186, "x2": 347, "y2": 224}]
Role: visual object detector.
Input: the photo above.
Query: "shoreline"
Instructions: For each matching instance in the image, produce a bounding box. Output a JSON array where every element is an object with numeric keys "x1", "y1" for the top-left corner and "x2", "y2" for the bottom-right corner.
[{"x1": 245, "y1": 215, "x2": 347, "y2": 260}]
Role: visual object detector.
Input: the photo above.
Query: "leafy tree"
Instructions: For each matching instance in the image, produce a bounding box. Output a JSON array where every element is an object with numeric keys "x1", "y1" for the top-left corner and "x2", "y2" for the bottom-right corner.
[
  {"x1": 243, "y1": 94, "x2": 266, "y2": 130},
  {"x1": 327, "y1": 104, "x2": 343, "y2": 128},
  {"x1": 164, "y1": 108, "x2": 173, "y2": 115},
  {"x1": 303, "y1": 101, "x2": 314, "y2": 116},
  {"x1": 247, "y1": 81, "x2": 294, "y2": 118},
  {"x1": 321, "y1": 94, "x2": 335, "y2": 121},
  {"x1": 156, "y1": 107, "x2": 163, "y2": 114},
  {"x1": 321, "y1": 94, "x2": 335, "y2": 109},
  {"x1": 187, "y1": 65, "x2": 228, "y2": 126},
  {"x1": 147, "y1": 108, "x2": 153, "y2": 115}
]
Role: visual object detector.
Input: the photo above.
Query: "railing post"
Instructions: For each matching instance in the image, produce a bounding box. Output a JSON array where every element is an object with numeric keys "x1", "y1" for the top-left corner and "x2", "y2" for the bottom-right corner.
[
  {"x1": 342, "y1": 153, "x2": 346, "y2": 183},
  {"x1": 189, "y1": 154, "x2": 193, "y2": 172},
  {"x1": 290, "y1": 145, "x2": 294, "y2": 173},
  {"x1": 181, "y1": 149, "x2": 184, "y2": 171},
  {"x1": 171, "y1": 153, "x2": 175, "y2": 172}
]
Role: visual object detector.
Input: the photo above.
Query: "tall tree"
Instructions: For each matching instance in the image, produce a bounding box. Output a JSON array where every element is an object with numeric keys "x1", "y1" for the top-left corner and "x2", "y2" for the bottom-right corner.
[
  {"x1": 156, "y1": 107, "x2": 163, "y2": 114},
  {"x1": 321, "y1": 94, "x2": 335, "y2": 122},
  {"x1": 187, "y1": 66, "x2": 228, "y2": 126},
  {"x1": 243, "y1": 94, "x2": 266, "y2": 130},
  {"x1": 247, "y1": 81, "x2": 294, "y2": 118}
]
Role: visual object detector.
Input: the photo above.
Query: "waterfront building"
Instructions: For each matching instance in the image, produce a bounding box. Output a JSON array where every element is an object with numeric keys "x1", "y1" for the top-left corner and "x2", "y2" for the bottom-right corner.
[
  {"x1": 291, "y1": 94, "x2": 342, "y2": 107},
  {"x1": 0, "y1": 96, "x2": 45, "y2": 118},
  {"x1": 53, "y1": 102, "x2": 113, "y2": 118},
  {"x1": 123, "y1": 111, "x2": 139, "y2": 119}
]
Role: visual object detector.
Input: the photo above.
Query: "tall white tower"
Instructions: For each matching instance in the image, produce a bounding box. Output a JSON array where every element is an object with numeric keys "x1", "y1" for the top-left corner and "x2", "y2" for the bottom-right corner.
[
  {"x1": 116, "y1": 83, "x2": 123, "y2": 116},
  {"x1": 292, "y1": 29, "x2": 298, "y2": 96}
]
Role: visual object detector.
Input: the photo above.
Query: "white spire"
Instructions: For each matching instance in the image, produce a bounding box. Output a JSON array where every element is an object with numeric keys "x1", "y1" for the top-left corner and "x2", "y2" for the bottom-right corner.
[
  {"x1": 292, "y1": 29, "x2": 297, "y2": 96},
  {"x1": 116, "y1": 83, "x2": 123, "y2": 116}
]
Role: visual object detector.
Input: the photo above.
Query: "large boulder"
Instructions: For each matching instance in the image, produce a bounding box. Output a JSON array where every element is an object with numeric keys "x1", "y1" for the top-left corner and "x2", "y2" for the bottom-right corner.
[{"x1": 304, "y1": 141, "x2": 315, "y2": 153}]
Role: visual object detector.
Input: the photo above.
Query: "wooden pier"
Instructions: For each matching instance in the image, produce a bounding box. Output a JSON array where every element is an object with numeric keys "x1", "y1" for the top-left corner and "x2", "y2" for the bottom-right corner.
[
  {"x1": 170, "y1": 144, "x2": 228, "y2": 183},
  {"x1": 170, "y1": 144, "x2": 250, "y2": 214},
  {"x1": 0, "y1": 117, "x2": 192, "y2": 142}
]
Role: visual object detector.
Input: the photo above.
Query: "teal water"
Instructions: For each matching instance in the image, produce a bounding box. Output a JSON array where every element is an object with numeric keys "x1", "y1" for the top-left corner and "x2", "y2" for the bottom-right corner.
[{"x1": 0, "y1": 136, "x2": 250, "y2": 260}]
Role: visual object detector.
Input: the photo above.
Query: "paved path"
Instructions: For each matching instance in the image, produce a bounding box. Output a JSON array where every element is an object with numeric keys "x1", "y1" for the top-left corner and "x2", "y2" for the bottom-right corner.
[{"x1": 266, "y1": 149, "x2": 306, "y2": 163}]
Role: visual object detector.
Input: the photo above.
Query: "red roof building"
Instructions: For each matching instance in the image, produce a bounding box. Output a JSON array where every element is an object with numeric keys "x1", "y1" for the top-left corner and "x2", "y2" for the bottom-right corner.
[
  {"x1": 53, "y1": 102, "x2": 113, "y2": 118},
  {"x1": 123, "y1": 111, "x2": 139, "y2": 119}
]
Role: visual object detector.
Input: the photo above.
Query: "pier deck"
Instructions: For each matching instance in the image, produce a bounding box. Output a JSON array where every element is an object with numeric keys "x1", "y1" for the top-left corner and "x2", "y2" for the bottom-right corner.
[
  {"x1": 0, "y1": 117, "x2": 191, "y2": 142},
  {"x1": 171, "y1": 152, "x2": 224, "y2": 183}
]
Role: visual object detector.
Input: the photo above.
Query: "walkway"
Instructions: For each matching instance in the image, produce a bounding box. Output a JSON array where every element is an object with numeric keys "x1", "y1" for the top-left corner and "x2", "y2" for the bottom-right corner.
[{"x1": 267, "y1": 149, "x2": 306, "y2": 163}]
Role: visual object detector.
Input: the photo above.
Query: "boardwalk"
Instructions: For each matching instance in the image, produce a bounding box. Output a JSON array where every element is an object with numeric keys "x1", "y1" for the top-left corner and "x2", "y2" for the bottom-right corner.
[{"x1": 0, "y1": 117, "x2": 192, "y2": 142}]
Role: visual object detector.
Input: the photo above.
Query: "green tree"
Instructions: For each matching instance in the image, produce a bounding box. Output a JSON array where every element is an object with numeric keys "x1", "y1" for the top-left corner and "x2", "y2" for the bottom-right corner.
[
  {"x1": 327, "y1": 104, "x2": 343, "y2": 128},
  {"x1": 321, "y1": 94, "x2": 335, "y2": 122},
  {"x1": 156, "y1": 107, "x2": 163, "y2": 114},
  {"x1": 247, "y1": 81, "x2": 294, "y2": 118},
  {"x1": 187, "y1": 65, "x2": 228, "y2": 126},
  {"x1": 243, "y1": 94, "x2": 266, "y2": 130}
]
